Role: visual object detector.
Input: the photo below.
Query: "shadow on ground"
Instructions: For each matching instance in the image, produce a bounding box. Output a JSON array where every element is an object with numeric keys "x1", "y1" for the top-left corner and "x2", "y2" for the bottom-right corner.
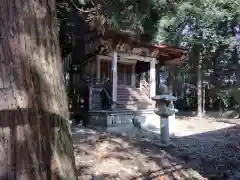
[
  {"x1": 176, "y1": 110, "x2": 240, "y2": 119},
  {"x1": 71, "y1": 123, "x2": 240, "y2": 179},
  {"x1": 166, "y1": 125, "x2": 240, "y2": 179}
]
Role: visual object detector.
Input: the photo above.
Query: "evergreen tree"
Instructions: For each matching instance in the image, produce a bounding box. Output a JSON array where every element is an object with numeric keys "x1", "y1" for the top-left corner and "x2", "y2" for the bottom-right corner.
[
  {"x1": 154, "y1": 0, "x2": 240, "y2": 115},
  {"x1": 0, "y1": 0, "x2": 76, "y2": 178}
]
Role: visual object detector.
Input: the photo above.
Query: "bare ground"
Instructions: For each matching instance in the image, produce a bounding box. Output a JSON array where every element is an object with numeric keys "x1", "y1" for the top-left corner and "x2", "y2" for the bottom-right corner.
[{"x1": 72, "y1": 119, "x2": 240, "y2": 180}]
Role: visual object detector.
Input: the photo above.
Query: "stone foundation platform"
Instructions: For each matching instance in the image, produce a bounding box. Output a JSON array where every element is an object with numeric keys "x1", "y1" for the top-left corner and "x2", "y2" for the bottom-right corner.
[
  {"x1": 88, "y1": 110, "x2": 178, "y2": 136},
  {"x1": 88, "y1": 110, "x2": 134, "y2": 127}
]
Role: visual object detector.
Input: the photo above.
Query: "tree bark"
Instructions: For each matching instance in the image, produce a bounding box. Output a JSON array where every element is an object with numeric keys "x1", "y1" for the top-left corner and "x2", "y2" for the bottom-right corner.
[
  {"x1": 197, "y1": 57, "x2": 203, "y2": 117},
  {"x1": 202, "y1": 83, "x2": 206, "y2": 117},
  {"x1": 191, "y1": 42, "x2": 203, "y2": 118},
  {"x1": 0, "y1": 0, "x2": 76, "y2": 179}
]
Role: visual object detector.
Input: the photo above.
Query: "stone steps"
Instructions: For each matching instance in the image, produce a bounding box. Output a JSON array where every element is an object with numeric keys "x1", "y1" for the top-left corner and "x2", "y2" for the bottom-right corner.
[{"x1": 116, "y1": 86, "x2": 154, "y2": 111}]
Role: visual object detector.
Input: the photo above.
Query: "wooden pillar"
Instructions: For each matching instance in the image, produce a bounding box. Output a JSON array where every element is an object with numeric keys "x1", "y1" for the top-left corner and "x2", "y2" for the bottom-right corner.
[
  {"x1": 96, "y1": 56, "x2": 101, "y2": 79},
  {"x1": 150, "y1": 58, "x2": 156, "y2": 98},
  {"x1": 131, "y1": 63, "x2": 136, "y2": 87},
  {"x1": 112, "y1": 51, "x2": 118, "y2": 108},
  {"x1": 168, "y1": 66, "x2": 174, "y2": 94}
]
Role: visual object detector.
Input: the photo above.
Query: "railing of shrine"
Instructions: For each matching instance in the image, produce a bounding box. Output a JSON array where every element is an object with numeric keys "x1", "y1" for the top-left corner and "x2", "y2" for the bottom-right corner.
[
  {"x1": 140, "y1": 79, "x2": 150, "y2": 98},
  {"x1": 82, "y1": 77, "x2": 113, "y2": 110}
]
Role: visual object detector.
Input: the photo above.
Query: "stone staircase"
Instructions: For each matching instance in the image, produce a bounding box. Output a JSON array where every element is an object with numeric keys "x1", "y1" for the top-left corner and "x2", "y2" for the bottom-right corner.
[
  {"x1": 88, "y1": 85, "x2": 156, "y2": 131},
  {"x1": 116, "y1": 86, "x2": 154, "y2": 111}
]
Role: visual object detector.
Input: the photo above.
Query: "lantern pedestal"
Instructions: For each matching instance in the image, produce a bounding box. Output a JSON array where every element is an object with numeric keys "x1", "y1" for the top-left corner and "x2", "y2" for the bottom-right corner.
[{"x1": 152, "y1": 94, "x2": 178, "y2": 146}]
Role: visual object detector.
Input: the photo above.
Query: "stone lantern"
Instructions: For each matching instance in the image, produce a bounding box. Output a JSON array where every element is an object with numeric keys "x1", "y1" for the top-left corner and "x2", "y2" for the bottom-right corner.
[{"x1": 152, "y1": 83, "x2": 178, "y2": 145}]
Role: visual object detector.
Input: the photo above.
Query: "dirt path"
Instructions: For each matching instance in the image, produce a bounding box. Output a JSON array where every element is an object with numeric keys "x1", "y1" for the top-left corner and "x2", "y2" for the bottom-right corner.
[
  {"x1": 72, "y1": 126, "x2": 204, "y2": 180},
  {"x1": 167, "y1": 122, "x2": 240, "y2": 179},
  {"x1": 72, "y1": 119, "x2": 240, "y2": 179}
]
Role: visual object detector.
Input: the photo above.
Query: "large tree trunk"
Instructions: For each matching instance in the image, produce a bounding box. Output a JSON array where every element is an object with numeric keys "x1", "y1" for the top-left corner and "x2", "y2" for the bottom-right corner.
[
  {"x1": 202, "y1": 83, "x2": 206, "y2": 117},
  {"x1": 0, "y1": 0, "x2": 76, "y2": 179},
  {"x1": 190, "y1": 44, "x2": 203, "y2": 117},
  {"x1": 197, "y1": 57, "x2": 203, "y2": 117}
]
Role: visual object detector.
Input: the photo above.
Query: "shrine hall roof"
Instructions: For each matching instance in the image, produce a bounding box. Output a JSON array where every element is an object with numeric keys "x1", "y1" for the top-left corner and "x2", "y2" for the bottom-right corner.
[{"x1": 100, "y1": 30, "x2": 187, "y2": 65}]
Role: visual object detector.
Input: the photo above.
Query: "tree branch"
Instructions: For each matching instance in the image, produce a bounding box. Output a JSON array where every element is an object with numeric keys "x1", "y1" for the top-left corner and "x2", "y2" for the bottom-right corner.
[{"x1": 70, "y1": 0, "x2": 97, "y2": 13}]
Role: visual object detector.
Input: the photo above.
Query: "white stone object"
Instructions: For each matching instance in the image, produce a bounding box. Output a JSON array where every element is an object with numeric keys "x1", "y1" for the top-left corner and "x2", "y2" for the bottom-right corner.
[
  {"x1": 160, "y1": 117, "x2": 170, "y2": 144},
  {"x1": 152, "y1": 94, "x2": 177, "y2": 101}
]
